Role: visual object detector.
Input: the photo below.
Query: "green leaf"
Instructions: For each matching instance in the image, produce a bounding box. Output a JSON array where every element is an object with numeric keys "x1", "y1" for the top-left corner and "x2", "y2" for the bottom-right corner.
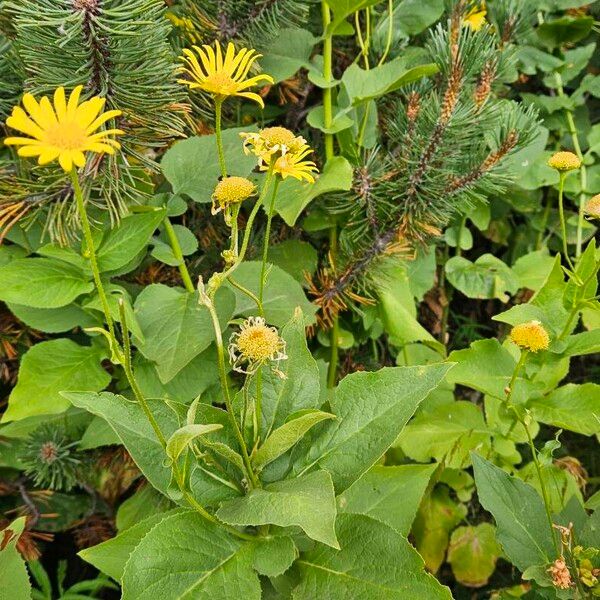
[
  {"x1": 0, "y1": 258, "x2": 93, "y2": 309},
  {"x1": 267, "y1": 240, "x2": 318, "y2": 282},
  {"x1": 134, "y1": 284, "x2": 235, "y2": 382},
  {"x1": 79, "y1": 510, "x2": 182, "y2": 581},
  {"x1": 337, "y1": 464, "x2": 436, "y2": 536},
  {"x1": 122, "y1": 511, "x2": 260, "y2": 600},
  {"x1": 166, "y1": 423, "x2": 223, "y2": 463},
  {"x1": 445, "y1": 254, "x2": 519, "y2": 302},
  {"x1": 529, "y1": 384, "x2": 600, "y2": 436},
  {"x1": 306, "y1": 106, "x2": 354, "y2": 134},
  {"x1": 537, "y1": 15, "x2": 594, "y2": 48},
  {"x1": 151, "y1": 224, "x2": 198, "y2": 266},
  {"x1": 294, "y1": 514, "x2": 452, "y2": 599},
  {"x1": 0, "y1": 518, "x2": 32, "y2": 600},
  {"x1": 447, "y1": 524, "x2": 502, "y2": 588},
  {"x1": 341, "y1": 60, "x2": 438, "y2": 106},
  {"x1": 226, "y1": 262, "x2": 316, "y2": 326},
  {"x1": 512, "y1": 249, "x2": 556, "y2": 292},
  {"x1": 96, "y1": 210, "x2": 166, "y2": 272},
  {"x1": 259, "y1": 28, "x2": 318, "y2": 82},
  {"x1": 2, "y1": 339, "x2": 110, "y2": 423},
  {"x1": 252, "y1": 410, "x2": 335, "y2": 471},
  {"x1": 116, "y1": 485, "x2": 172, "y2": 531},
  {"x1": 326, "y1": 0, "x2": 384, "y2": 36},
  {"x1": 293, "y1": 364, "x2": 453, "y2": 492},
  {"x1": 273, "y1": 157, "x2": 353, "y2": 226},
  {"x1": 161, "y1": 127, "x2": 257, "y2": 204},
  {"x1": 398, "y1": 401, "x2": 491, "y2": 469},
  {"x1": 252, "y1": 536, "x2": 297, "y2": 577},
  {"x1": 217, "y1": 471, "x2": 339, "y2": 548},
  {"x1": 376, "y1": 0, "x2": 444, "y2": 37},
  {"x1": 471, "y1": 454, "x2": 555, "y2": 572},
  {"x1": 6, "y1": 302, "x2": 97, "y2": 333}
]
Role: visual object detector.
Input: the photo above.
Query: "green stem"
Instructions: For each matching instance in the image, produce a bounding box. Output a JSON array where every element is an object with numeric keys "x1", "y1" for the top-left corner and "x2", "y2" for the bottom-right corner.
[
  {"x1": 327, "y1": 225, "x2": 339, "y2": 389},
  {"x1": 164, "y1": 217, "x2": 194, "y2": 293},
  {"x1": 259, "y1": 179, "x2": 280, "y2": 307},
  {"x1": 205, "y1": 301, "x2": 260, "y2": 489},
  {"x1": 70, "y1": 169, "x2": 115, "y2": 342},
  {"x1": 255, "y1": 369, "x2": 263, "y2": 445},
  {"x1": 214, "y1": 98, "x2": 227, "y2": 178},
  {"x1": 321, "y1": 1, "x2": 334, "y2": 160},
  {"x1": 228, "y1": 276, "x2": 262, "y2": 314},
  {"x1": 377, "y1": 0, "x2": 394, "y2": 66},
  {"x1": 557, "y1": 172, "x2": 576, "y2": 272}
]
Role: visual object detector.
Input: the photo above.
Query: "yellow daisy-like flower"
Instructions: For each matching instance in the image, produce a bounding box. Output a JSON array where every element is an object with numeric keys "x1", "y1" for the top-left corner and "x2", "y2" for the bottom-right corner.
[
  {"x1": 270, "y1": 145, "x2": 318, "y2": 183},
  {"x1": 583, "y1": 194, "x2": 600, "y2": 219},
  {"x1": 228, "y1": 316, "x2": 287, "y2": 377},
  {"x1": 547, "y1": 151, "x2": 581, "y2": 172},
  {"x1": 464, "y1": 2, "x2": 487, "y2": 31},
  {"x1": 509, "y1": 321, "x2": 550, "y2": 353},
  {"x1": 211, "y1": 176, "x2": 256, "y2": 216},
  {"x1": 4, "y1": 86, "x2": 122, "y2": 173},
  {"x1": 177, "y1": 41, "x2": 273, "y2": 107}
]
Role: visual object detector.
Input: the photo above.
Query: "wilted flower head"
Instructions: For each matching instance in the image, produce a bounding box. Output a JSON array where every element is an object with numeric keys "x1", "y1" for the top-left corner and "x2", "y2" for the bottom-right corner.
[
  {"x1": 228, "y1": 316, "x2": 287, "y2": 377},
  {"x1": 548, "y1": 558, "x2": 572, "y2": 590},
  {"x1": 211, "y1": 176, "x2": 256, "y2": 217},
  {"x1": 509, "y1": 320, "x2": 550, "y2": 353},
  {"x1": 4, "y1": 85, "x2": 122, "y2": 172},
  {"x1": 547, "y1": 151, "x2": 581, "y2": 172},
  {"x1": 584, "y1": 194, "x2": 600, "y2": 219},
  {"x1": 177, "y1": 41, "x2": 273, "y2": 107},
  {"x1": 463, "y1": 2, "x2": 487, "y2": 31}
]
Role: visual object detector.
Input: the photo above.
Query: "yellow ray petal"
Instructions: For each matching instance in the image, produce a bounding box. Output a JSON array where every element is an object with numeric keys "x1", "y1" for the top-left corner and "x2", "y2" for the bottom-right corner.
[
  {"x1": 58, "y1": 151, "x2": 73, "y2": 172},
  {"x1": 6, "y1": 107, "x2": 45, "y2": 139},
  {"x1": 67, "y1": 85, "x2": 84, "y2": 114},
  {"x1": 236, "y1": 91, "x2": 265, "y2": 108},
  {"x1": 54, "y1": 87, "x2": 67, "y2": 121},
  {"x1": 85, "y1": 110, "x2": 122, "y2": 134}
]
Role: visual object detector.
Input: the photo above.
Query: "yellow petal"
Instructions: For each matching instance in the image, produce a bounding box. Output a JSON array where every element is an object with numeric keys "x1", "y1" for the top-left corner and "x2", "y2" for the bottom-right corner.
[
  {"x1": 6, "y1": 107, "x2": 45, "y2": 139},
  {"x1": 85, "y1": 109, "x2": 122, "y2": 134},
  {"x1": 37, "y1": 148, "x2": 60, "y2": 165},
  {"x1": 58, "y1": 151, "x2": 73, "y2": 172},
  {"x1": 201, "y1": 44, "x2": 217, "y2": 73},
  {"x1": 72, "y1": 150, "x2": 86, "y2": 167},
  {"x1": 67, "y1": 85, "x2": 84, "y2": 114},
  {"x1": 54, "y1": 87, "x2": 67, "y2": 120},
  {"x1": 76, "y1": 97, "x2": 105, "y2": 128},
  {"x1": 16, "y1": 145, "x2": 45, "y2": 157},
  {"x1": 236, "y1": 91, "x2": 265, "y2": 108},
  {"x1": 22, "y1": 93, "x2": 53, "y2": 129},
  {"x1": 4, "y1": 136, "x2": 43, "y2": 147},
  {"x1": 39, "y1": 96, "x2": 58, "y2": 126}
]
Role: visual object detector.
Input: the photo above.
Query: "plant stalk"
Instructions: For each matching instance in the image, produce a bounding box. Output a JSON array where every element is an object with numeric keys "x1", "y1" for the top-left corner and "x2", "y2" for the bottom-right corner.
[{"x1": 164, "y1": 217, "x2": 195, "y2": 293}]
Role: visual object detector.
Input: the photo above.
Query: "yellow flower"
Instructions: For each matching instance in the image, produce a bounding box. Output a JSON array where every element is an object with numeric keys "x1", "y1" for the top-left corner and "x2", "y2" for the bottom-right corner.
[
  {"x1": 240, "y1": 127, "x2": 318, "y2": 182},
  {"x1": 509, "y1": 321, "x2": 550, "y2": 353},
  {"x1": 583, "y1": 194, "x2": 600, "y2": 219},
  {"x1": 211, "y1": 176, "x2": 256, "y2": 216},
  {"x1": 547, "y1": 151, "x2": 581, "y2": 172},
  {"x1": 228, "y1": 316, "x2": 287, "y2": 377},
  {"x1": 4, "y1": 86, "x2": 122, "y2": 173},
  {"x1": 177, "y1": 41, "x2": 273, "y2": 107},
  {"x1": 464, "y1": 2, "x2": 487, "y2": 31}
]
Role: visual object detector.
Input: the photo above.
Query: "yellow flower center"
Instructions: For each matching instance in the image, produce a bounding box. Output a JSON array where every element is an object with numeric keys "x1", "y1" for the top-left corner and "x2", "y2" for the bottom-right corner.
[
  {"x1": 584, "y1": 194, "x2": 600, "y2": 219},
  {"x1": 237, "y1": 324, "x2": 281, "y2": 361},
  {"x1": 509, "y1": 320, "x2": 550, "y2": 352},
  {"x1": 213, "y1": 176, "x2": 256, "y2": 205},
  {"x1": 203, "y1": 72, "x2": 239, "y2": 96},
  {"x1": 547, "y1": 151, "x2": 581, "y2": 172},
  {"x1": 45, "y1": 122, "x2": 87, "y2": 151},
  {"x1": 260, "y1": 126, "x2": 297, "y2": 149}
]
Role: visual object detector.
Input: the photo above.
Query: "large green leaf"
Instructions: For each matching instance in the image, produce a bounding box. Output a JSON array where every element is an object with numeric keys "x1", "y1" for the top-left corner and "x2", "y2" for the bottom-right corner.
[
  {"x1": 293, "y1": 364, "x2": 453, "y2": 492},
  {"x1": 267, "y1": 240, "x2": 318, "y2": 283},
  {"x1": 376, "y1": 0, "x2": 444, "y2": 37},
  {"x1": 529, "y1": 384, "x2": 600, "y2": 436},
  {"x1": 273, "y1": 157, "x2": 353, "y2": 226},
  {"x1": 337, "y1": 464, "x2": 436, "y2": 536},
  {"x1": 294, "y1": 514, "x2": 452, "y2": 599},
  {"x1": 96, "y1": 209, "x2": 166, "y2": 272},
  {"x1": 326, "y1": 0, "x2": 383, "y2": 36},
  {"x1": 6, "y1": 302, "x2": 97, "y2": 333},
  {"x1": 122, "y1": 511, "x2": 260, "y2": 600},
  {"x1": 161, "y1": 127, "x2": 257, "y2": 204},
  {"x1": 259, "y1": 28, "x2": 318, "y2": 82},
  {"x1": 134, "y1": 284, "x2": 235, "y2": 382},
  {"x1": 226, "y1": 262, "x2": 316, "y2": 326},
  {"x1": 166, "y1": 423, "x2": 223, "y2": 463},
  {"x1": 472, "y1": 454, "x2": 555, "y2": 572},
  {"x1": 79, "y1": 510, "x2": 183, "y2": 581},
  {"x1": 0, "y1": 518, "x2": 31, "y2": 600},
  {"x1": 0, "y1": 257, "x2": 93, "y2": 308},
  {"x1": 2, "y1": 339, "x2": 110, "y2": 423},
  {"x1": 217, "y1": 470, "x2": 339, "y2": 548}
]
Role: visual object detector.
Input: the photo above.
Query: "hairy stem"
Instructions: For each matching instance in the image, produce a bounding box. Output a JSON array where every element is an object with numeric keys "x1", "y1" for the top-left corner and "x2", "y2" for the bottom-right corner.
[
  {"x1": 214, "y1": 98, "x2": 227, "y2": 178},
  {"x1": 259, "y1": 179, "x2": 280, "y2": 306},
  {"x1": 557, "y1": 172, "x2": 576, "y2": 272},
  {"x1": 164, "y1": 217, "x2": 194, "y2": 293}
]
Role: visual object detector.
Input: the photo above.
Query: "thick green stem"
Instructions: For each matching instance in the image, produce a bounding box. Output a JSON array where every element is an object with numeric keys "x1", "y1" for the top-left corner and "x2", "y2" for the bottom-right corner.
[
  {"x1": 214, "y1": 98, "x2": 227, "y2": 178},
  {"x1": 557, "y1": 172, "x2": 576, "y2": 272},
  {"x1": 164, "y1": 217, "x2": 194, "y2": 293},
  {"x1": 70, "y1": 169, "x2": 115, "y2": 342},
  {"x1": 321, "y1": 1, "x2": 334, "y2": 160},
  {"x1": 205, "y1": 301, "x2": 260, "y2": 489},
  {"x1": 259, "y1": 179, "x2": 280, "y2": 306}
]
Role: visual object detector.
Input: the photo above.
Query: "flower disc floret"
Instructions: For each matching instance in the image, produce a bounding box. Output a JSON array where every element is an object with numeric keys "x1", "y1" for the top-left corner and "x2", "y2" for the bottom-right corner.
[
  {"x1": 4, "y1": 85, "x2": 123, "y2": 172},
  {"x1": 177, "y1": 41, "x2": 273, "y2": 107},
  {"x1": 583, "y1": 194, "x2": 600, "y2": 219},
  {"x1": 509, "y1": 320, "x2": 550, "y2": 352},
  {"x1": 211, "y1": 176, "x2": 256, "y2": 215},
  {"x1": 547, "y1": 151, "x2": 581, "y2": 172}
]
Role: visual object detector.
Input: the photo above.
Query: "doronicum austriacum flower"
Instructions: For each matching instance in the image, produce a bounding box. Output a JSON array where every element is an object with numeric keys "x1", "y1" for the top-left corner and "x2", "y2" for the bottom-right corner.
[
  {"x1": 228, "y1": 316, "x2": 287, "y2": 377},
  {"x1": 211, "y1": 176, "x2": 256, "y2": 217},
  {"x1": 509, "y1": 320, "x2": 550, "y2": 353},
  {"x1": 463, "y1": 2, "x2": 487, "y2": 31},
  {"x1": 177, "y1": 41, "x2": 273, "y2": 108},
  {"x1": 240, "y1": 127, "x2": 319, "y2": 183},
  {"x1": 584, "y1": 194, "x2": 600, "y2": 219},
  {"x1": 4, "y1": 86, "x2": 123, "y2": 172},
  {"x1": 547, "y1": 151, "x2": 581, "y2": 172}
]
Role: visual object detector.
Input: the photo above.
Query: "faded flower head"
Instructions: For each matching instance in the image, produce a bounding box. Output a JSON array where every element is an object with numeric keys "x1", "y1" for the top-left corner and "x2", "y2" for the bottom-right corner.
[
  {"x1": 228, "y1": 316, "x2": 287, "y2": 377},
  {"x1": 463, "y1": 2, "x2": 487, "y2": 31},
  {"x1": 4, "y1": 85, "x2": 122, "y2": 172},
  {"x1": 177, "y1": 41, "x2": 273, "y2": 107},
  {"x1": 548, "y1": 558, "x2": 572, "y2": 590},
  {"x1": 547, "y1": 151, "x2": 581, "y2": 172},
  {"x1": 509, "y1": 321, "x2": 550, "y2": 352},
  {"x1": 240, "y1": 127, "x2": 318, "y2": 182},
  {"x1": 211, "y1": 176, "x2": 256, "y2": 217},
  {"x1": 584, "y1": 194, "x2": 600, "y2": 219}
]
